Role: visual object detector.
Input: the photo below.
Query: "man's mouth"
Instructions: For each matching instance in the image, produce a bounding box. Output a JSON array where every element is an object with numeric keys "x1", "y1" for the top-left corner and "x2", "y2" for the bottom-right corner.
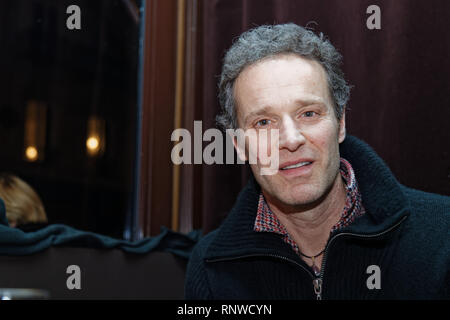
[{"x1": 280, "y1": 161, "x2": 313, "y2": 170}]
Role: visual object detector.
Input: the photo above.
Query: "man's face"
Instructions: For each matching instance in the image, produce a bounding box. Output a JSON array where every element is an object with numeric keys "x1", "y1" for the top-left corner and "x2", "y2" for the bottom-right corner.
[{"x1": 233, "y1": 54, "x2": 346, "y2": 209}]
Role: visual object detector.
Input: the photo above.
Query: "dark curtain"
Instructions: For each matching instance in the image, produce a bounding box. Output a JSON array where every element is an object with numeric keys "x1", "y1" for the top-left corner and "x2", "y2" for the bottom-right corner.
[{"x1": 196, "y1": 0, "x2": 450, "y2": 234}]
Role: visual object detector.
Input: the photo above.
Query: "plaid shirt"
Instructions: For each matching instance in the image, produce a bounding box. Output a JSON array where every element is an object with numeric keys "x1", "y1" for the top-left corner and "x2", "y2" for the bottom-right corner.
[{"x1": 254, "y1": 158, "x2": 365, "y2": 255}]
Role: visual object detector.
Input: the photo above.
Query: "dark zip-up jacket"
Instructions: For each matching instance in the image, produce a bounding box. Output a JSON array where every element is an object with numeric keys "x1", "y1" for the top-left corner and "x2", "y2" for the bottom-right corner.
[{"x1": 185, "y1": 135, "x2": 450, "y2": 299}]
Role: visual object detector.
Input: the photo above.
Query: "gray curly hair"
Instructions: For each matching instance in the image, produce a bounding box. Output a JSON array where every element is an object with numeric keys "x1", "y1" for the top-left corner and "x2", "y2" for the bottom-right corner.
[{"x1": 216, "y1": 23, "x2": 351, "y2": 130}]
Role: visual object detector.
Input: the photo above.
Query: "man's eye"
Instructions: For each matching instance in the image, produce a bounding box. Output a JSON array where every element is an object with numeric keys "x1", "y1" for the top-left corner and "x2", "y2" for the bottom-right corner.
[
  {"x1": 303, "y1": 111, "x2": 317, "y2": 118},
  {"x1": 256, "y1": 119, "x2": 271, "y2": 127}
]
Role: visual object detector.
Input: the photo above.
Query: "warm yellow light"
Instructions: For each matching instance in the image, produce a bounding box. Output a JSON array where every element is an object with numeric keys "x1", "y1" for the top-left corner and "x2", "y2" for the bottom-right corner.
[
  {"x1": 24, "y1": 100, "x2": 47, "y2": 162},
  {"x1": 86, "y1": 116, "x2": 105, "y2": 157},
  {"x1": 25, "y1": 146, "x2": 38, "y2": 161},
  {"x1": 86, "y1": 136, "x2": 100, "y2": 151}
]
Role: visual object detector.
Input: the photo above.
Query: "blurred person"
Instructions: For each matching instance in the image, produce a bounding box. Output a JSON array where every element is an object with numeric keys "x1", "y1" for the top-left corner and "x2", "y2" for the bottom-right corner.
[
  {"x1": 0, "y1": 173, "x2": 48, "y2": 231},
  {"x1": 185, "y1": 23, "x2": 450, "y2": 299}
]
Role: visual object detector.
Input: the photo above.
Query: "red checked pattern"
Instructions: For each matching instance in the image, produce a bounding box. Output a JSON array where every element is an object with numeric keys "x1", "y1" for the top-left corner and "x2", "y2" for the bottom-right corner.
[{"x1": 254, "y1": 158, "x2": 366, "y2": 255}]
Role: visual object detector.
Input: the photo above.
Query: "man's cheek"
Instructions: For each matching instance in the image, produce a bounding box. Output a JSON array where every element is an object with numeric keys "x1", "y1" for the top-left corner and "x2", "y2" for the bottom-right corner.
[
  {"x1": 245, "y1": 130, "x2": 259, "y2": 165},
  {"x1": 258, "y1": 129, "x2": 280, "y2": 176}
]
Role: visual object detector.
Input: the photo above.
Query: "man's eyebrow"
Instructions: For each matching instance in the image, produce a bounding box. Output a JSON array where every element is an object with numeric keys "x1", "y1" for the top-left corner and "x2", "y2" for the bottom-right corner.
[
  {"x1": 243, "y1": 106, "x2": 274, "y2": 124},
  {"x1": 294, "y1": 98, "x2": 326, "y2": 106},
  {"x1": 244, "y1": 99, "x2": 326, "y2": 123}
]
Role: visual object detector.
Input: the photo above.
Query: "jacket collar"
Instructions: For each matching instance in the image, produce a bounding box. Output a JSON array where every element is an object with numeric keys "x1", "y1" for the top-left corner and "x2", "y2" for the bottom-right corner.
[{"x1": 204, "y1": 135, "x2": 410, "y2": 261}]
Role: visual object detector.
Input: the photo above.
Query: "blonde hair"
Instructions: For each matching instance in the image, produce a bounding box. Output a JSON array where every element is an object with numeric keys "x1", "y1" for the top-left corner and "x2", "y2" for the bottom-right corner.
[{"x1": 0, "y1": 173, "x2": 48, "y2": 226}]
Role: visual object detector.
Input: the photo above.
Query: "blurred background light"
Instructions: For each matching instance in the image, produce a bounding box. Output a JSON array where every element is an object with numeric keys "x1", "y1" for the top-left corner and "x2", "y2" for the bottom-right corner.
[
  {"x1": 86, "y1": 115, "x2": 105, "y2": 157},
  {"x1": 23, "y1": 100, "x2": 47, "y2": 163}
]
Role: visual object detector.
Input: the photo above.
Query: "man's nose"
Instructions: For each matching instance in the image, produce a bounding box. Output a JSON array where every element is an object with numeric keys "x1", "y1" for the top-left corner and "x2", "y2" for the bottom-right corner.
[{"x1": 279, "y1": 115, "x2": 305, "y2": 151}]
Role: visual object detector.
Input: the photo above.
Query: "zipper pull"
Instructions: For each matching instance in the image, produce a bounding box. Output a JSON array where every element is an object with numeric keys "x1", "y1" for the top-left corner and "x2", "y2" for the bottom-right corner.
[{"x1": 313, "y1": 278, "x2": 322, "y2": 300}]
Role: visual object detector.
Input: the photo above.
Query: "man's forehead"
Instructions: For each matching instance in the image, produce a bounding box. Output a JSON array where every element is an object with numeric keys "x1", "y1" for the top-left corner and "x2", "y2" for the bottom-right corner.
[{"x1": 234, "y1": 54, "x2": 331, "y2": 114}]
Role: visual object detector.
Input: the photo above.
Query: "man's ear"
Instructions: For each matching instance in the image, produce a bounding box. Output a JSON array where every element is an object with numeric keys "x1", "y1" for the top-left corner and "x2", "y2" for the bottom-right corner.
[
  {"x1": 230, "y1": 132, "x2": 248, "y2": 162},
  {"x1": 338, "y1": 108, "x2": 346, "y2": 143}
]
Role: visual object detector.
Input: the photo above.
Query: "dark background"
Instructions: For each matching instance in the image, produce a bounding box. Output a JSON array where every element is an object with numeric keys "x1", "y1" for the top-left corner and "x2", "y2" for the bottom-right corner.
[{"x1": 0, "y1": 0, "x2": 141, "y2": 238}]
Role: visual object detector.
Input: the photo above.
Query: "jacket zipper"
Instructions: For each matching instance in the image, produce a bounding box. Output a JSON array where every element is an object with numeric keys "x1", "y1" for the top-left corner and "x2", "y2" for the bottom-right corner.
[
  {"x1": 315, "y1": 215, "x2": 408, "y2": 300},
  {"x1": 206, "y1": 215, "x2": 408, "y2": 300}
]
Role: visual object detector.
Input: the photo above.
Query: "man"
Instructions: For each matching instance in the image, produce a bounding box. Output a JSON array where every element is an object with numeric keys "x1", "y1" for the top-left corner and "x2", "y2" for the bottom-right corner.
[{"x1": 185, "y1": 23, "x2": 449, "y2": 299}]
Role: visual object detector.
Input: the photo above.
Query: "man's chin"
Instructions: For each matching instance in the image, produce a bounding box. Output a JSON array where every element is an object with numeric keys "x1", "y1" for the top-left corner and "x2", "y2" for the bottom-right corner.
[
  {"x1": 282, "y1": 195, "x2": 320, "y2": 209},
  {"x1": 264, "y1": 188, "x2": 323, "y2": 212}
]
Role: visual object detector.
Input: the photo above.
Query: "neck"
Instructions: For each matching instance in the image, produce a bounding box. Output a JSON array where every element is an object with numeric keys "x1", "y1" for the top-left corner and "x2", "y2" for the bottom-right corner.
[{"x1": 263, "y1": 173, "x2": 347, "y2": 256}]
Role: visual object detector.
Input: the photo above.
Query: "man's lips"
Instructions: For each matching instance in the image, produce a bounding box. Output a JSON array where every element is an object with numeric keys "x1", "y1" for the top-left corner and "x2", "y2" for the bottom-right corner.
[{"x1": 279, "y1": 159, "x2": 314, "y2": 170}]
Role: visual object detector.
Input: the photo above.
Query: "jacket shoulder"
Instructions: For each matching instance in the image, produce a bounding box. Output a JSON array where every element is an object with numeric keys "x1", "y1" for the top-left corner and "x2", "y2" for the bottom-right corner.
[
  {"x1": 402, "y1": 186, "x2": 450, "y2": 238},
  {"x1": 184, "y1": 229, "x2": 218, "y2": 299},
  {"x1": 403, "y1": 186, "x2": 450, "y2": 215},
  {"x1": 401, "y1": 186, "x2": 449, "y2": 297}
]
